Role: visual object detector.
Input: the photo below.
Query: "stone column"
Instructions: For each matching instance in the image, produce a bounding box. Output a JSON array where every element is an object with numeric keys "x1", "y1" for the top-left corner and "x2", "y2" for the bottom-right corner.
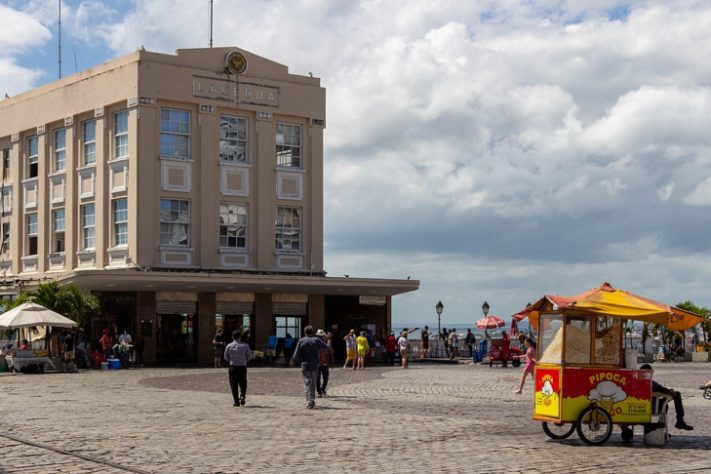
[
  {"x1": 308, "y1": 294, "x2": 325, "y2": 332},
  {"x1": 136, "y1": 291, "x2": 157, "y2": 364},
  {"x1": 197, "y1": 292, "x2": 216, "y2": 365},
  {"x1": 254, "y1": 293, "x2": 272, "y2": 351}
]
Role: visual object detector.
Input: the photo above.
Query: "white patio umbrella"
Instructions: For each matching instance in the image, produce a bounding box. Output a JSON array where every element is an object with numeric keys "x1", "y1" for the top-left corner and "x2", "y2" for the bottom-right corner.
[{"x1": 0, "y1": 302, "x2": 77, "y2": 329}]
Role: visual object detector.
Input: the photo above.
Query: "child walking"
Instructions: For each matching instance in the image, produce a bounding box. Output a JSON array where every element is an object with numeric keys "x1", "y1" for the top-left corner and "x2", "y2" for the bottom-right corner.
[{"x1": 513, "y1": 337, "x2": 536, "y2": 394}]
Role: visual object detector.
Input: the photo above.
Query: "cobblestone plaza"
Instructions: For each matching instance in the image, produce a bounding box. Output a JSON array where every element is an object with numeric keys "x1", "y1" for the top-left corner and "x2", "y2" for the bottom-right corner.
[{"x1": 1, "y1": 362, "x2": 710, "y2": 473}]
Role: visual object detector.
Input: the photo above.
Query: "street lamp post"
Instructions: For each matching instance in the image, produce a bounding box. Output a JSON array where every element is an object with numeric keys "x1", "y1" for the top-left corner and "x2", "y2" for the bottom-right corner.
[
  {"x1": 481, "y1": 301, "x2": 490, "y2": 358},
  {"x1": 435, "y1": 301, "x2": 444, "y2": 358}
]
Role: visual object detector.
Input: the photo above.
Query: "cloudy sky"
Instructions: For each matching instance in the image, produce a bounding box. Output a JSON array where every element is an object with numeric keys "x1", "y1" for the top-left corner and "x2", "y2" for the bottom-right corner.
[{"x1": 3, "y1": 0, "x2": 711, "y2": 327}]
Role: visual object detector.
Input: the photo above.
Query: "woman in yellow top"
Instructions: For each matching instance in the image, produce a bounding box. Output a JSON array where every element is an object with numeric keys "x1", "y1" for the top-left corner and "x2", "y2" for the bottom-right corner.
[{"x1": 356, "y1": 331, "x2": 369, "y2": 370}]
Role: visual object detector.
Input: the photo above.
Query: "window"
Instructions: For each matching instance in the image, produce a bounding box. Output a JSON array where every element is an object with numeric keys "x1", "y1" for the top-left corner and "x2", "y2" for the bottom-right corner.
[
  {"x1": 274, "y1": 316, "x2": 302, "y2": 339},
  {"x1": 219, "y1": 203, "x2": 247, "y2": 248},
  {"x1": 52, "y1": 208, "x2": 65, "y2": 253},
  {"x1": 113, "y1": 198, "x2": 128, "y2": 246},
  {"x1": 26, "y1": 213, "x2": 38, "y2": 255},
  {"x1": 160, "y1": 109, "x2": 190, "y2": 159},
  {"x1": 28, "y1": 136, "x2": 38, "y2": 178},
  {"x1": 219, "y1": 116, "x2": 247, "y2": 162},
  {"x1": 2, "y1": 148, "x2": 9, "y2": 178},
  {"x1": 83, "y1": 120, "x2": 96, "y2": 165},
  {"x1": 275, "y1": 207, "x2": 301, "y2": 251},
  {"x1": 594, "y1": 316, "x2": 622, "y2": 365},
  {"x1": 81, "y1": 203, "x2": 95, "y2": 250},
  {"x1": 564, "y1": 315, "x2": 591, "y2": 364},
  {"x1": 115, "y1": 111, "x2": 129, "y2": 159},
  {"x1": 276, "y1": 123, "x2": 301, "y2": 168},
  {"x1": 1, "y1": 222, "x2": 9, "y2": 253},
  {"x1": 538, "y1": 313, "x2": 563, "y2": 364},
  {"x1": 54, "y1": 129, "x2": 66, "y2": 171},
  {"x1": 160, "y1": 198, "x2": 189, "y2": 246}
]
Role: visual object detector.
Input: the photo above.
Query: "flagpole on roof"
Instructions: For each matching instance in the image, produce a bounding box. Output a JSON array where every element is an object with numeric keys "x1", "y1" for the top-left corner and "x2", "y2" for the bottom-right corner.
[
  {"x1": 209, "y1": 0, "x2": 214, "y2": 48},
  {"x1": 58, "y1": 0, "x2": 62, "y2": 79}
]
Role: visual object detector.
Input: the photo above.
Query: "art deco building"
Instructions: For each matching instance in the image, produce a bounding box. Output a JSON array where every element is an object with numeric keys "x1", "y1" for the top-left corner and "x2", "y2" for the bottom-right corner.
[{"x1": 0, "y1": 47, "x2": 418, "y2": 363}]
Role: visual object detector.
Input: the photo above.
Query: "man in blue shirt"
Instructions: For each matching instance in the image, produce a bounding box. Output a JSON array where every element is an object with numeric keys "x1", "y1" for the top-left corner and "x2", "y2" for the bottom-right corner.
[
  {"x1": 224, "y1": 330, "x2": 252, "y2": 407},
  {"x1": 640, "y1": 364, "x2": 693, "y2": 430},
  {"x1": 291, "y1": 325, "x2": 330, "y2": 409}
]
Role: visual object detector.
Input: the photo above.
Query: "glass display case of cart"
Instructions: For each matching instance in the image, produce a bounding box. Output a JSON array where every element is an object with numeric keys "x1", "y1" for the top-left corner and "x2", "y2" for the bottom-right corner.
[{"x1": 537, "y1": 311, "x2": 622, "y2": 366}]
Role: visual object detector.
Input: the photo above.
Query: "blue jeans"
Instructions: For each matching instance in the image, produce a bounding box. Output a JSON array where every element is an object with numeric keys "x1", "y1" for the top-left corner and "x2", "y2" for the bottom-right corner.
[{"x1": 301, "y1": 367, "x2": 317, "y2": 404}]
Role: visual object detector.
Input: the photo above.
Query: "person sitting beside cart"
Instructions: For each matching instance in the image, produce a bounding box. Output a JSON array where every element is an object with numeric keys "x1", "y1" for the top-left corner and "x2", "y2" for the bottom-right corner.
[{"x1": 640, "y1": 364, "x2": 693, "y2": 430}]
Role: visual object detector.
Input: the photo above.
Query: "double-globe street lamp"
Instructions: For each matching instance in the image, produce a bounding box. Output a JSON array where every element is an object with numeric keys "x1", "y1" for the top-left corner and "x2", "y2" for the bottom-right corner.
[
  {"x1": 435, "y1": 300, "x2": 444, "y2": 358},
  {"x1": 481, "y1": 301, "x2": 490, "y2": 356}
]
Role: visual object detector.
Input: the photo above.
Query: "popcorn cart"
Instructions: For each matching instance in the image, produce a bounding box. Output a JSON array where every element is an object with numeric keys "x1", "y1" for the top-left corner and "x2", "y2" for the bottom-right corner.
[{"x1": 515, "y1": 282, "x2": 703, "y2": 445}]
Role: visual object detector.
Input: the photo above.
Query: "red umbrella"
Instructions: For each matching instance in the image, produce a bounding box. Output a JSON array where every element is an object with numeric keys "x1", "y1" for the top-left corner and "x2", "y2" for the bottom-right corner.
[{"x1": 475, "y1": 315, "x2": 505, "y2": 330}]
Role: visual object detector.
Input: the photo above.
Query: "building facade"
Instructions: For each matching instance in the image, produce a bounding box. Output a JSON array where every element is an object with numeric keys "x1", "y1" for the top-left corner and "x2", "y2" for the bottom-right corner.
[{"x1": 0, "y1": 47, "x2": 418, "y2": 364}]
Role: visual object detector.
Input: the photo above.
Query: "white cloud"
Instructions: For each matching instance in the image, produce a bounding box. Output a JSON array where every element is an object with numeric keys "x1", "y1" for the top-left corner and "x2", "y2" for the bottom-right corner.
[
  {"x1": 0, "y1": 4, "x2": 51, "y2": 95},
  {"x1": 5, "y1": 0, "x2": 711, "y2": 323},
  {"x1": 0, "y1": 4, "x2": 51, "y2": 53},
  {"x1": 0, "y1": 57, "x2": 45, "y2": 96},
  {"x1": 684, "y1": 177, "x2": 711, "y2": 206}
]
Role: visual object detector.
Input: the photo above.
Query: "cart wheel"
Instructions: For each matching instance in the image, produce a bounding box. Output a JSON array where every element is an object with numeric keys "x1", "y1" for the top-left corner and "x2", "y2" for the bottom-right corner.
[
  {"x1": 576, "y1": 405, "x2": 613, "y2": 445},
  {"x1": 704, "y1": 389, "x2": 711, "y2": 400},
  {"x1": 542, "y1": 422, "x2": 576, "y2": 439},
  {"x1": 620, "y1": 426, "x2": 634, "y2": 442},
  {"x1": 512, "y1": 358, "x2": 521, "y2": 368}
]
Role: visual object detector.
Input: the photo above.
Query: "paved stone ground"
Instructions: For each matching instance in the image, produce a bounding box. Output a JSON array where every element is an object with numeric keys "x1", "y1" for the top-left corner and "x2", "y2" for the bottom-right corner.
[{"x1": 1, "y1": 362, "x2": 710, "y2": 473}]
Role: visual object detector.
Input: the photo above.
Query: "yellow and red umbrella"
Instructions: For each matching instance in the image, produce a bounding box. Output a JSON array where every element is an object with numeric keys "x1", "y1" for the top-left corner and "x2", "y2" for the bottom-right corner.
[{"x1": 515, "y1": 282, "x2": 703, "y2": 331}]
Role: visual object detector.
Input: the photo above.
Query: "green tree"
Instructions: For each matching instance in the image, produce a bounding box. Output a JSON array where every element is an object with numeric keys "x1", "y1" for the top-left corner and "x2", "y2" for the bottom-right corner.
[
  {"x1": 676, "y1": 300, "x2": 711, "y2": 348},
  {"x1": 58, "y1": 285, "x2": 99, "y2": 327}
]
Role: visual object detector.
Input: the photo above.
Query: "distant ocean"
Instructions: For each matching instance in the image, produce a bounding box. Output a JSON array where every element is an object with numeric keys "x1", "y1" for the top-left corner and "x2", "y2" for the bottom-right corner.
[{"x1": 392, "y1": 322, "x2": 532, "y2": 341}]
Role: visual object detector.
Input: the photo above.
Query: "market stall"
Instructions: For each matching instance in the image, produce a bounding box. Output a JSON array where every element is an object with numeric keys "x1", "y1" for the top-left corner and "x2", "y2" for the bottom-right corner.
[
  {"x1": 0, "y1": 302, "x2": 77, "y2": 373},
  {"x1": 515, "y1": 282, "x2": 703, "y2": 445}
]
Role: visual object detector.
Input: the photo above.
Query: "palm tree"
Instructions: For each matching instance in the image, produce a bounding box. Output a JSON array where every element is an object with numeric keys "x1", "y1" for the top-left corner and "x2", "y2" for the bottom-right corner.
[
  {"x1": 58, "y1": 285, "x2": 99, "y2": 328},
  {"x1": 3, "y1": 282, "x2": 98, "y2": 328}
]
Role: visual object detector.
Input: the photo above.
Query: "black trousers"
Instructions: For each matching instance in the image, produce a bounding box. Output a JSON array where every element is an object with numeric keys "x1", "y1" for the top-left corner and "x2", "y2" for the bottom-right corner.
[
  {"x1": 317, "y1": 366, "x2": 330, "y2": 394},
  {"x1": 228, "y1": 366, "x2": 247, "y2": 403},
  {"x1": 671, "y1": 391, "x2": 685, "y2": 420}
]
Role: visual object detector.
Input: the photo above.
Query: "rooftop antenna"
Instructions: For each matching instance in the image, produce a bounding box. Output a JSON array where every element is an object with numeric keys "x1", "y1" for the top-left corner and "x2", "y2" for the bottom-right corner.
[
  {"x1": 58, "y1": 0, "x2": 62, "y2": 79},
  {"x1": 73, "y1": 41, "x2": 78, "y2": 74},
  {"x1": 209, "y1": 0, "x2": 214, "y2": 47}
]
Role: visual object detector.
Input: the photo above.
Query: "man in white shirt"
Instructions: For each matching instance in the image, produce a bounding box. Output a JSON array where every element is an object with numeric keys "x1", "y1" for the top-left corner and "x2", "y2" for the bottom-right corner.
[
  {"x1": 224, "y1": 330, "x2": 252, "y2": 407},
  {"x1": 118, "y1": 330, "x2": 132, "y2": 345}
]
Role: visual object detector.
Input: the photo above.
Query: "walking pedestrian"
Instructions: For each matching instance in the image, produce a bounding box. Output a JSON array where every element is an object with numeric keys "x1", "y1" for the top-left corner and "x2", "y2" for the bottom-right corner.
[
  {"x1": 292, "y1": 326, "x2": 330, "y2": 409},
  {"x1": 356, "y1": 331, "x2": 370, "y2": 369},
  {"x1": 513, "y1": 337, "x2": 536, "y2": 394},
  {"x1": 465, "y1": 329, "x2": 475, "y2": 358},
  {"x1": 386, "y1": 332, "x2": 397, "y2": 366},
  {"x1": 501, "y1": 330, "x2": 511, "y2": 368},
  {"x1": 448, "y1": 329, "x2": 459, "y2": 359},
  {"x1": 283, "y1": 333, "x2": 295, "y2": 365},
  {"x1": 316, "y1": 329, "x2": 333, "y2": 397},
  {"x1": 343, "y1": 329, "x2": 357, "y2": 369},
  {"x1": 99, "y1": 328, "x2": 114, "y2": 359},
  {"x1": 212, "y1": 328, "x2": 225, "y2": 368},
  {"x1": 224, "y1": 330, "x2": 252, "y2": 406},
  {"x1": 398, "y1": 331, "x2": 412, "y2": 369},
  {"x1": 420, "y1": 326, "x2": 430, "y2": 358}
]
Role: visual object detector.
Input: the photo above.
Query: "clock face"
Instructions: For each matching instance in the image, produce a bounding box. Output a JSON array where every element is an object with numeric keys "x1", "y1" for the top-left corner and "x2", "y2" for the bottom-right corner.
[{"x1": 225, "y1": 52, "x2": 247, "y2": 75}]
